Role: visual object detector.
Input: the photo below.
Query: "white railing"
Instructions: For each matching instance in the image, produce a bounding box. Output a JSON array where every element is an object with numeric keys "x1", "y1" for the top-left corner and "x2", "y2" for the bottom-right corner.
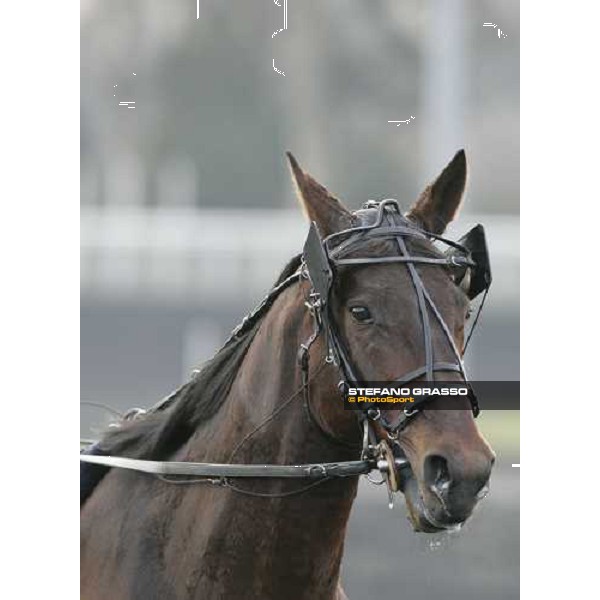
[{"x1": 81, "y1": 207, "x2": 519, "y2": 310}]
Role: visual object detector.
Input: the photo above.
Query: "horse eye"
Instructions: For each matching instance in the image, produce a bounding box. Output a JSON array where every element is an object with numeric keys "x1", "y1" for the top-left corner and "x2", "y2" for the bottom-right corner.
[{"x1": 350, "y1": 306, "x2": 373, "y2": 323}]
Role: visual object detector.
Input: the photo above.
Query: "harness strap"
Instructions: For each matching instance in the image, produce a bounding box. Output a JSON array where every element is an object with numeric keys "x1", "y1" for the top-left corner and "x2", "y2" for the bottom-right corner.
[
  {"x1": 389, "y1": 214, "x2": 435, "y2": 381},
  {"x1": 297, "y1": 281, "x2": 364, "y2": 449},
  {"x1": 334, "y1": 256, "x2": 474, "y2": 267},
  {"x1": 79, "y1": 454, "x2": 373, "y2": 479},
  {"x1": 394, "y1": 362, "x2": 462, "y2": 384}
]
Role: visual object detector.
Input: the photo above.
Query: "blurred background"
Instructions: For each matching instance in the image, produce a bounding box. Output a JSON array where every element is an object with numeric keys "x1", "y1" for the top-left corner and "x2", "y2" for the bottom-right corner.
[{"x1": 81, "y1": 1, "x2": 519, "y2": 598}]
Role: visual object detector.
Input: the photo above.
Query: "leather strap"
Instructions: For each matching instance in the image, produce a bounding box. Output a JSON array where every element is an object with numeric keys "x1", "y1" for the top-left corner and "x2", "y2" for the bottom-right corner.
[
  {"x1": 393, "y1": 362, "x2": 463, "y2": 384},
  {"x1": 334, "y1": 255, "x2": 474, "y2": 267},
  {"x1": 79, "y1": 454, "x2": 372, "y2": 479}
]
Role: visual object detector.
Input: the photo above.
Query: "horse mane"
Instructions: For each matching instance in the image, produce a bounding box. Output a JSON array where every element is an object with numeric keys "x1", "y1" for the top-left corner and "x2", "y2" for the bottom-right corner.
[{"x1": 97, "y1": 254, "x2": 303, "y2": 461}]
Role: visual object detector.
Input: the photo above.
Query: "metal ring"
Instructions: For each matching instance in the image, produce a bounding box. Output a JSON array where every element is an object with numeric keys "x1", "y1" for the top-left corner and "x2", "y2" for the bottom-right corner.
[
  {"x1": 367, "y1": 408, "x2": 381, "y2": 421},
  {"x1": 403, "y1": 407, "x2": 419, "y2": 418},
  {"x1": 386, "y1": 428, "x2": 399, "y2": 440},
  {"x1": 366, "y1": 471, "x2": 386, "y2": 485},
  {"x1": 123, "y1": 408, "x2": 147, "y2": 421}
]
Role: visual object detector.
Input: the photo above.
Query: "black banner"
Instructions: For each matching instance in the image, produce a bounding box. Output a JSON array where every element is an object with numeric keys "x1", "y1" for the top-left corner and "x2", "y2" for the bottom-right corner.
[{"x1": 342, "y1": 381, "x2": 519, "y2": 411}]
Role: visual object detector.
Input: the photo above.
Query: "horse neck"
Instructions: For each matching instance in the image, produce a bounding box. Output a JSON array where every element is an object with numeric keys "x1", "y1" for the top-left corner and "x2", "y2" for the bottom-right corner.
[
  {"x1": 186, "y1": 282, "x2": 358, "y2": 465},
  {"x1": 180, "y1": 283, "x2": 360, "y2": 598}
]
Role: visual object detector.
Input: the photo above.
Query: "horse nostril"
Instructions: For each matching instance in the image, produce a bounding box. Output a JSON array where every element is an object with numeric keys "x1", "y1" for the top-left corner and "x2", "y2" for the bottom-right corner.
[{"x1": 424, "y1": 455, "x2": 452, "y2": 497}]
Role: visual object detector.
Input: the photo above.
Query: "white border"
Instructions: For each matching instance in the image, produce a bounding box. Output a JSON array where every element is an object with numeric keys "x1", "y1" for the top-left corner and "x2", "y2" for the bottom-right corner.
[
  {"x1": 521, "y1": 2, "x2": 599, "y2": 598},
  {"x1": 4, "y1": 1, "x2": 600, "y2": 597},
  {"x1": 1, "y1": 3, "x2": 78, "y2": 597}
]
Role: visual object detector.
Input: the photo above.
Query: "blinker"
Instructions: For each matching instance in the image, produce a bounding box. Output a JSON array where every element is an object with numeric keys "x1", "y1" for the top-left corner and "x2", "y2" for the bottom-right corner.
[
  {"x1": 445, "y1": 224, "x2": 492, "y2": 300},
  {"x1": 303, "y1": 221, "x2": 333, "y2": 304}
]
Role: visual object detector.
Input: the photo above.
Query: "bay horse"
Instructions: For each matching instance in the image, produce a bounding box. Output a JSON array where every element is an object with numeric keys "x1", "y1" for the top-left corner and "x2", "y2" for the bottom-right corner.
[{"x1": 81, "y1": 150, "x2": 495, "y2": 600}]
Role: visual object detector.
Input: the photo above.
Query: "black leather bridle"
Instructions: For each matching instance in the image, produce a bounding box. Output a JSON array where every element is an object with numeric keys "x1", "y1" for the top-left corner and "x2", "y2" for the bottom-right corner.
[
  {"x1": 80, "y1": 199, "x2": 491, "y2": 500},
  {"x1": 298, "y1": 199, "x2": 491, "y2": 437}
]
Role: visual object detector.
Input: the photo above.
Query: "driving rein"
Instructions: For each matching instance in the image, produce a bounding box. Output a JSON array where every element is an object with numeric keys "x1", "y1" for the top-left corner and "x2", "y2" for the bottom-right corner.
[{"x1": 80, "y1": 199, "x2": 491, "y2": 494}]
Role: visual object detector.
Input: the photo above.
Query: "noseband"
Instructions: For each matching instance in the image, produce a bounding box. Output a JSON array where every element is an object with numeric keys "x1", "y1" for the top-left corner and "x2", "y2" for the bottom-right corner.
[{"x1": 299, "y1": 199, "x2": 490, "y2": 438}]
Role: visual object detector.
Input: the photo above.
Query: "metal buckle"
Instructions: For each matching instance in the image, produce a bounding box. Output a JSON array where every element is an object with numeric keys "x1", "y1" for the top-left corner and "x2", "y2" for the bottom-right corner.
[
  {"x1": 304, "y1": 291, "x2": 322, "y2": 313},
  {"x1": 362, "y1": 199, "x2": 380, "y2": 209},
  {"x1": 307, "y1": 464, "x2": 328, "y2": 479}
]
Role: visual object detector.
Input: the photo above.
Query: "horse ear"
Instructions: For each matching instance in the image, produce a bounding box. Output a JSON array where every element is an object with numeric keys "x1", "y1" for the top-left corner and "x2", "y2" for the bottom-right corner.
[
  {"x1": 408, "y1": 149, "x2": 467, "y2": 235},
  {"x1": 286, "y1": 152, "x2": 353, "y2": 236}
]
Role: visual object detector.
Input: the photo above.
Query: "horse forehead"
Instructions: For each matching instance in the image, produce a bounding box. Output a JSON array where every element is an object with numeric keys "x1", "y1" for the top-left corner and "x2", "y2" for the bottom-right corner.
[
  {"x1": 340, "y1": 253, "x2": 464, "y2": 319},
  {"x1": 336, "y1": 207, "x2": 454, "y2": 298}
]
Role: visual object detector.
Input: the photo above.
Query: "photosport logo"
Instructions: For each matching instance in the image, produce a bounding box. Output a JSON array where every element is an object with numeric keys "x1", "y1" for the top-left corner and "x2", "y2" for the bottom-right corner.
[{"x1": 342, "y1": 381, "x2": 520, "y2": 411}]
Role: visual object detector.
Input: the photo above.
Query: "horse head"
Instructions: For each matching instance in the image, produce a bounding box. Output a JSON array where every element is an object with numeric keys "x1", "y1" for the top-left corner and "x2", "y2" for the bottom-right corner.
[{"x1": 288, "y1": 150, "x2": 495, "y2": 532}]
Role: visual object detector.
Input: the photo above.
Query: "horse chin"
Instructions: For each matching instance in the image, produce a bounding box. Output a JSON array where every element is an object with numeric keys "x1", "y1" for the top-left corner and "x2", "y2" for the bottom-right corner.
[{"x1": 398, "y1": 464, "x2": 464, "y2": 534}]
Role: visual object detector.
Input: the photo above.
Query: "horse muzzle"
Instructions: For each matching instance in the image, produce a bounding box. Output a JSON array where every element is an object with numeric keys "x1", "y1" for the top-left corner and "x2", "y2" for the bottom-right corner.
[{"x1": 398, "y1": 455, "x2": 490, "y2": 533}]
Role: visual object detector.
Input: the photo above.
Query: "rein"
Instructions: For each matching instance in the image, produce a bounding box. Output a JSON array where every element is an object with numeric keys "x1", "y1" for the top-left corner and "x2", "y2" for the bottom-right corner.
[{"x1": 79, "y1": 454, "x2": 373, "y2": 480}]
